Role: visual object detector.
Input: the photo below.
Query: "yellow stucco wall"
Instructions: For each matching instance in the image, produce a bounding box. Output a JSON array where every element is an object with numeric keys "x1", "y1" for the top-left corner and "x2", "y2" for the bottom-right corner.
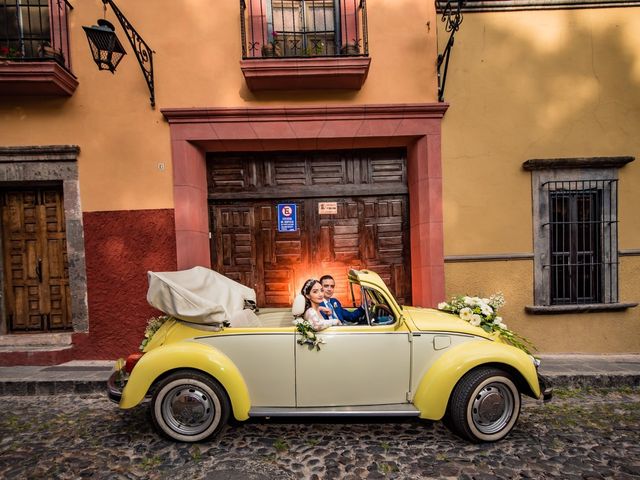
[
  {"x1": 444, "y1": 258, "x2": 640, "y2": 353},
  {"x1": 441, "y1": 9, "x2": 640, "y2": 253},
  {"x1": 440, "y1": 9, "x2": 640, "y2": 353},
  {"x1": 0, "y1": 0, "x2": 438, "y2": 212}
]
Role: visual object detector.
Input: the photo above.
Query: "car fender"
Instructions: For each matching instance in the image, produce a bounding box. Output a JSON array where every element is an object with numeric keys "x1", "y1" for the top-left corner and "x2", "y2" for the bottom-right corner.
[
  {"x1": 412, "y1": 340, "x2": 540, "y2": 420},
  {"x1": 120, "y1": 341, "x2": 251, "y2": 421}
]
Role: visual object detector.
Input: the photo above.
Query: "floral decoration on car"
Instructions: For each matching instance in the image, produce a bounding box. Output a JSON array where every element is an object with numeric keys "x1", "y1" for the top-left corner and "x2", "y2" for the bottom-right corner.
[
  {"x1": 139, "y1": 315, "x2": 171, "y2": 351},
  {"x1": 294, "y1": 318, "x2": 325, "y2": 351},
  {"x1": 438, "y1": 293, "x2": 536, "y2": 355}
]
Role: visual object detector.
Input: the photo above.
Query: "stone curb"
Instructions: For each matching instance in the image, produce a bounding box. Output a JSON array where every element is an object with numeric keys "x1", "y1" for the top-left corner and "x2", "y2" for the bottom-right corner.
[
  {"x1": 0, "y1": 373, "x2": 638, "y2": 397},
  {"x1": 0, "y1": 380, "x2": 105, "y2": 396}
]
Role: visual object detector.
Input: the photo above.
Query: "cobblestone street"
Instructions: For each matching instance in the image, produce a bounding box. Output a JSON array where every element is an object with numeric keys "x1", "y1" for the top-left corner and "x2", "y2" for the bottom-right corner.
[{"x1": 0, "y1": 389, "x2": 639, "y2": 479}]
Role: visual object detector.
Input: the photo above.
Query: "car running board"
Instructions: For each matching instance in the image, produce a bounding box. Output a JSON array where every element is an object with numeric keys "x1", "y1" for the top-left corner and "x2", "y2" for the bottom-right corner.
[{"x1": 249, "y1": 404, "x2": 421, "y2": 418}]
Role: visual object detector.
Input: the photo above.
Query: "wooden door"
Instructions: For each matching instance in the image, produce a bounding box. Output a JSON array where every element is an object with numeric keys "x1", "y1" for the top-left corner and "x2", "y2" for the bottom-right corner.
[
  {"x1": 1, "y1": 187, "x2": 72, "y2": 332},
  {"x1": 312, "y1": 196, "x2": 410, "y2": 305},
  {"x1": 208, "y1": 149, "x2": 411, "y2": 307},
  {"x1": 209, "y1": 204, "x2": 257, "y2": 289},
  {"x1": 210, "y1": 196, "x2": 410, "y2": 307}
]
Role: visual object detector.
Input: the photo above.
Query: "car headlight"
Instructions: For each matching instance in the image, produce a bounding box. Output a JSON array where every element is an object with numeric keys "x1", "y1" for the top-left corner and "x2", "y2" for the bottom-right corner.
[{"x1": 529, "y1": 354, "x2": 541, "y2": 368}]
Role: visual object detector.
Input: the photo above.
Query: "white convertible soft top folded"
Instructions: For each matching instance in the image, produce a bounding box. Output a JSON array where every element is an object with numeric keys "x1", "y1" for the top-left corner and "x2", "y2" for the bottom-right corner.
[{"x1": 147, "y1": 266, "x2": 257, "y2": 325}]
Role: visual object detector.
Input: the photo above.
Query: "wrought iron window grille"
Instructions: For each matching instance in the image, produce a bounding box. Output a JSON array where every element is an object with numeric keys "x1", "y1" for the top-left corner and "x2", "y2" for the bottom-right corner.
[
  {"x1": 0, "y1": 0, "x2": 73, "y2": 71},
  {"x1": 240, "y1": 0, "x2": 368, "y2": 59},
  {"x1": 541, "y1": 179, "x2": 618, "y2": 306}
]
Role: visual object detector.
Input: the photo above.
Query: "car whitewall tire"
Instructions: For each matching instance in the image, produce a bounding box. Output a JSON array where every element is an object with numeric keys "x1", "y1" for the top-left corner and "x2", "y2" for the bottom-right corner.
[
  {"x1": 150, "y1": 370, "x2": 230, "y2": 442},
  {"x1": 445, "y1": 367, "x2": 521, "y2": 443}
]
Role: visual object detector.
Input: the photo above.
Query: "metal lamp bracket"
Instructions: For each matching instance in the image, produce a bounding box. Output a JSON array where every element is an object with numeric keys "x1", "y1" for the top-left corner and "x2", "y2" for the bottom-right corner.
[
  {"x1": 102, "y1": 0, "x2": 155, "y2": 107},
  {"x1": 436, "y1": 0, "x2": 465, "y2": 102}
]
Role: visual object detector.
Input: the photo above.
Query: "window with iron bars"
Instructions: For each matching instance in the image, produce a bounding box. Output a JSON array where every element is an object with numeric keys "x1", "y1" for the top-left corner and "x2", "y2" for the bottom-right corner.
[
  {"x1": 545, "y1": 180, "x2": 618, "y2": 305},
  {"x1": 0, "y1": 0, "x2": 72, "y2": 69},
  {"x1": 241, "y1": 0, "x2": 368, "y2": 58}
]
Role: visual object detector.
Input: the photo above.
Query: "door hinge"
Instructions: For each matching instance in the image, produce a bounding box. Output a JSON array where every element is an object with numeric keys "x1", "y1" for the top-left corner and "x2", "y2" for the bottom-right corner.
[
  {"x1": 209, "y1": 232, "x2": 212, "y2": 239},
  {"x1": 406, "y1": 391, "x2": 413, "y2": 402}
]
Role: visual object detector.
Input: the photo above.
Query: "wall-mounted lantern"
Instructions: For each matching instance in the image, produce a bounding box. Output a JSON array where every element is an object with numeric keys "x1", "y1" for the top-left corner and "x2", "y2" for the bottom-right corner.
[
  {"x1": 82, "y1": 19, "x2": 126, "y2": 73},
  {"x1": 82, "y1": 0, "x2": 155, "y2": 107}
]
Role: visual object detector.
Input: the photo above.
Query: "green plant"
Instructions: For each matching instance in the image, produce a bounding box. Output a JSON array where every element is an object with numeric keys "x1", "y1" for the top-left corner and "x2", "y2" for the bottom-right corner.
[
  {"x1": 140, "y1": 456, "x2": 162, "y2": 470},
  {"x1": 304, "y1": 41, "x2": 324, "y2": 56},
  {"x1": 379, "y1": 462, "x2": 397, "y2": 475},
  {"x1": 191, "y1": 445, "x2": 202, "y2": 461},
  {"x1": 438, "y1": 293, "x2": 536, "y2": 355},
  {"x1": 273, "y1": 437, "x2": 288, "y2": 452},
  {"x1": 0, "y1": 46, "x2": 22, "y2": 59}
]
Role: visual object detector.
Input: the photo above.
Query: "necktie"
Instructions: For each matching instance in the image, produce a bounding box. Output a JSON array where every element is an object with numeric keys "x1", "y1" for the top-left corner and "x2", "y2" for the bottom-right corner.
[{"x1": 326, "y1": 300, "x2": 337, "y2": 319}]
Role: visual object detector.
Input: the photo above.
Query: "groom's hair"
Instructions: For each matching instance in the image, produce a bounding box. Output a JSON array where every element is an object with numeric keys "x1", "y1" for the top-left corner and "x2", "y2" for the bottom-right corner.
[{"x1": 319, "y1": 274, "x2": 334, "y2": 284}]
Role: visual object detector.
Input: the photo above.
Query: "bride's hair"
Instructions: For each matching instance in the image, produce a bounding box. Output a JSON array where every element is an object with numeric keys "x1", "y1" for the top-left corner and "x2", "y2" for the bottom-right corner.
[{"x1": 301, "y1": 278, "x2": 320, "y2": 313}]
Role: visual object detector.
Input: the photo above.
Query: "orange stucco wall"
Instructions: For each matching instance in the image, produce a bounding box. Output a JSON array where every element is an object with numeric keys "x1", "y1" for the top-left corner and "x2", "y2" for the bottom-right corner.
[
  {"x1": 440, "y1": 9, "x2": 640, "y2": 353},
  {"x1": 0, "y1": 0, "x2": 439, "y2": 213}
]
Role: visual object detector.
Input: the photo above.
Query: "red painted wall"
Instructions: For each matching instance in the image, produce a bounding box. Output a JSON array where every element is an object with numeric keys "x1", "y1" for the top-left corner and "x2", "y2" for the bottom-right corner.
[
  {"x1": 0, "y1": 209, "x2": 177, "y2": 365},
  {"x1": 76, "y1": 209, "x2": 178, "y2": 359}
]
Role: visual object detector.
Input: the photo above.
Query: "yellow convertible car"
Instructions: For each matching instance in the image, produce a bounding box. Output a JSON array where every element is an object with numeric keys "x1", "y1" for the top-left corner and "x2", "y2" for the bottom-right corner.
[{"x1": 108, "y1": 267, "x2": 552, "y2": 443}]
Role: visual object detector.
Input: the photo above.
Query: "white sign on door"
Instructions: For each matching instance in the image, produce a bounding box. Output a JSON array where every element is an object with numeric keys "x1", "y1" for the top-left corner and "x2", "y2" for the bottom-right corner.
[{"x1": 318, "y1": 202, "x2": 338, "y2": 215}]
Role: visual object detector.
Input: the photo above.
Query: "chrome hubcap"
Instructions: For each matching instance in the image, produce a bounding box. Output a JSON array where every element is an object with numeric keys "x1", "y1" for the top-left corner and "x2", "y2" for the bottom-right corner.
[
  {"x1": 471, "y1": 382, "x2": 514, "y2": 434},
  {"x1": 163, "y1": 385, "x2": 215, "y2": 435}
]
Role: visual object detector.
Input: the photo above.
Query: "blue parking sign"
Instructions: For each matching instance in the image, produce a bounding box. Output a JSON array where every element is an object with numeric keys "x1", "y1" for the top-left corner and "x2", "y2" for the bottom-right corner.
[{"x1": 277, "y1": 203, "x2": 297, "y2": 232}]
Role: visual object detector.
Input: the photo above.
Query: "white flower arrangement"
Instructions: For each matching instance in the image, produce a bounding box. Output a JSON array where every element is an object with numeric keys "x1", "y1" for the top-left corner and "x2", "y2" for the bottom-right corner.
[
  {"x1": 438, "y1": 293, "x2": 535, "y2": 355},
  {"x1": 139, "y1": 315, "x2": 172, "y2": 352},
  {"x1": 294, "y1": 318, "x2": 326, "y2": 351}
]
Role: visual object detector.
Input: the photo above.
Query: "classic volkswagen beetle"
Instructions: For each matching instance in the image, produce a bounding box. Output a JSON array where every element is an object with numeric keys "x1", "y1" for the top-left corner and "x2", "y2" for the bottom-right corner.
[{"x1": 108, "y1": 267, "x2": 552, "y2": 443}]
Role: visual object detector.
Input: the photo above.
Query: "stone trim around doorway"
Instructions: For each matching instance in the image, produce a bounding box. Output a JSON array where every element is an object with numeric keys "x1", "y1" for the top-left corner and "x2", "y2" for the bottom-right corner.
[
  {"x1": 162, "y1": 103, "x2": 449, "y2": 308},
  {"x1": 0, "y1": 145, "x2": 88, "y2": 335}
]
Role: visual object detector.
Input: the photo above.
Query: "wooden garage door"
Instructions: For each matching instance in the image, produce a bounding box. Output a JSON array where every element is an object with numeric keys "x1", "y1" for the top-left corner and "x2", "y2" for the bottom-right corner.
[
  {"x1": 208, "y1": 150, "x2": 411, "y2": 307},
  {"x1": 1, "y1": 187, "x2": 72, "y2": 332}
]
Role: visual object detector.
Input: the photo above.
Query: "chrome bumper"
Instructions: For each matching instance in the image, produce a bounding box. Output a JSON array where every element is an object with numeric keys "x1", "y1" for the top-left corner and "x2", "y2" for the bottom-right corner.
[
  {"x1": 107, "y1": 370, "x2": 123, "y2": 404},
  {"x1": 107, "y1": 358, "x2": 127, "y2": 404},
  {"x1": 538, "y1": 372, "x2": 553, "y2": 402}
]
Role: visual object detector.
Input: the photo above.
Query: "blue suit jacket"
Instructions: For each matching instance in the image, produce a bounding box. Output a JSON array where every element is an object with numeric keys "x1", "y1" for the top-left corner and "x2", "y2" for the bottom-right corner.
[{"x1": 321, "y1": 298, "x2": 364, "y2": 323}]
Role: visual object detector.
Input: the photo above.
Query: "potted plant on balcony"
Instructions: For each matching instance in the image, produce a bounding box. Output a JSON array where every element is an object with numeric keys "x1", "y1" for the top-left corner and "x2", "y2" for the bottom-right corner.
[
  {"x1": 0, "y1": 46, "x2": 23, "y2": 61},
  {"x1": 340, "y1": 40, "x2": 360, "y2": 56},
  {"x1": 261, "y1": 31, "x2": 281, "y2": 57},
  {"x1": 304, "y1": 40, "x2": 325, "y2": 56},
  {"x1": 38, "y1": 41, "x2": 64, "y2": 63}
]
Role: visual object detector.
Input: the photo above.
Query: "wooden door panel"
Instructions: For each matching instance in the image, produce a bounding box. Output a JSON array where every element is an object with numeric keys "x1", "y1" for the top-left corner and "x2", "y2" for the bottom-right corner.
[
  {"x1": 210, "y1": 196, "x2": 411, "y2": 308},
  {"x1": 266, "y1": 202, "x2": 306, "y2": 305},
  {"x1": 1, "y1": 187, "x2": 72, "y2": 332},
  {"x1": 264, "y1": 269, "x2": 293, "y2": 306},
  {"x1": 210, "y1": 205, "x2": 256, "y2": 290},
  {"x1": 48, "y1": 283, "x2": 69, "y2": 330},
  {"x1": 207, "y1": 149, "x2": 411, "y2": 308}
]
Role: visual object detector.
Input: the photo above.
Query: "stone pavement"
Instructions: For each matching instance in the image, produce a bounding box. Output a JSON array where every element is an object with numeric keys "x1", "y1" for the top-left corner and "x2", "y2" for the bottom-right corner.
[
  {"x1": 0, "y1": 354, "x2": 638, "y2": 396},
  {"x1": 1, "y1": 388, "x2": 639, "y2": 479}
]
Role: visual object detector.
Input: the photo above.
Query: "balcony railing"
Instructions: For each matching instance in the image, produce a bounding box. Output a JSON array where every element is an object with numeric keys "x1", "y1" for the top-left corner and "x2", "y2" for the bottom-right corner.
[
  {"x1": 0, "y1": 0, "x2": 73, "y2": 71},
  {"x1": 241, "y1": 0, "x2": 368, "y2": 59}
]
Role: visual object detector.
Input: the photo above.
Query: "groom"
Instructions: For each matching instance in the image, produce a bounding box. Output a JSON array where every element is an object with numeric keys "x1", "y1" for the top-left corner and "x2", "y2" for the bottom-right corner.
[{"x1": 319, "y1": 274, "x2": 365, "y2": 324}]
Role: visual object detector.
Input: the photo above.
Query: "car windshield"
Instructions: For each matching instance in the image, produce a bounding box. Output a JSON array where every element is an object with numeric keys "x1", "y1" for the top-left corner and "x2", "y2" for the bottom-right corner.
[{"x1": 353, "y1": 284, "x2": 396, "y2": 326}]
